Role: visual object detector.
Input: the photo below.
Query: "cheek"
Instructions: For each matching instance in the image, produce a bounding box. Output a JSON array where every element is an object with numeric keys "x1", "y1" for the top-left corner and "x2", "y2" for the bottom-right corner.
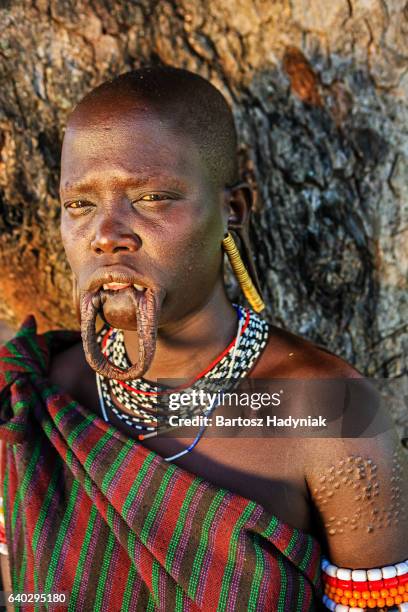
[
  {"x1": 60, "y1": 220, "x2": 72, "y2": 263},
  {"x1": 60, "y1": 217, "x2": 86, "y2": 268},
  {"x1": 152, "y1": 203, "x2": 223, "y2": 285}
]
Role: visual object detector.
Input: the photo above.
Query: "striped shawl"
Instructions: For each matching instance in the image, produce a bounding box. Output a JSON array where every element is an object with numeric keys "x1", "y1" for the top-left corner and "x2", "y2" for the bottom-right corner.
[{"x1": 0, "y1": 315, "x2": 323, "y2": 611}]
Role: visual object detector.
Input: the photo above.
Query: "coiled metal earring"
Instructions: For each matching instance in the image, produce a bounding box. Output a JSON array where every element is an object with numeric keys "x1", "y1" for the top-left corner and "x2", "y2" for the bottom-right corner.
[{"x1": 222, "y1": 232, "x2": 265, "y2": 313}]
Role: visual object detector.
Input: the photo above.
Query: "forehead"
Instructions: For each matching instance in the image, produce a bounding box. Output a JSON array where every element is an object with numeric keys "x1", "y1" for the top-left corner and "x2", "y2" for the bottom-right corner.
[{"x1": 60, "y1": 108, "x2": 205, "y2": 193}]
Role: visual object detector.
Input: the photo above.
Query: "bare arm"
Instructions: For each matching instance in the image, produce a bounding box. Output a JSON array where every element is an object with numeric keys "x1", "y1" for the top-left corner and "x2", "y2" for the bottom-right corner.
[{"x1": 306, "y1": 428, "x2": 408, "y2": 568}]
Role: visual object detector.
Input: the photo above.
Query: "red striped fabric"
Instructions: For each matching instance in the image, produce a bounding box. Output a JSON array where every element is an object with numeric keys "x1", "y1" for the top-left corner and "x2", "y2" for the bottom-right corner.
[{"x1": 0, "y1": 315, "x2": 323, "y2": 611}]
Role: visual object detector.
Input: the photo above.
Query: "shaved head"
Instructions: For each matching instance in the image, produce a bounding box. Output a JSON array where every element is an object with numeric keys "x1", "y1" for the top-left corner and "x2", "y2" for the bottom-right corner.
[{"x1": 67, "y1": 66, "x2": 239, "y2": 189}]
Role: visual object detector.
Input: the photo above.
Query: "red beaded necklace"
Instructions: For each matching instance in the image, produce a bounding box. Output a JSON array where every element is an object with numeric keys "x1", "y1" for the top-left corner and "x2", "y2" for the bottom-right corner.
[{"x1": 101, "y1": 306, "x2": 251, "y2": 396}]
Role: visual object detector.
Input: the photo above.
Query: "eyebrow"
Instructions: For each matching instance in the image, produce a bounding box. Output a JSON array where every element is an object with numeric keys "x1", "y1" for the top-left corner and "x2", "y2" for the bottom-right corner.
[{"x1": 60, "y1": 174, "x2": 189, "y2": 195}]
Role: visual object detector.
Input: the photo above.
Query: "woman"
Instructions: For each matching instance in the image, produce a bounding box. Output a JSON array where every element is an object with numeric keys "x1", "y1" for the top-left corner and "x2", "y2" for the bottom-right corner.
[{"x1": 0, "y1": 66, "x2": 407, "y2": 611}]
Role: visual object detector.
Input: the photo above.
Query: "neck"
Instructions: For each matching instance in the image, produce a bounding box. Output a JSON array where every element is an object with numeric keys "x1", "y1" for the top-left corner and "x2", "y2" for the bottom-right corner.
[{"x1": 123, "y1": 281, "x2": 238, "y2": 383}]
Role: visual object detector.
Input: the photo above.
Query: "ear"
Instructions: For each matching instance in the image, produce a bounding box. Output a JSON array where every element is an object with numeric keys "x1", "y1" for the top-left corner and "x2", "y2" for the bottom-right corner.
[
  {"x1": 223, "y1": 181, "x2": 254, "y2": 232},
  {"x1": 222, "y1": 182, "x2": 263, "y2": 299}
]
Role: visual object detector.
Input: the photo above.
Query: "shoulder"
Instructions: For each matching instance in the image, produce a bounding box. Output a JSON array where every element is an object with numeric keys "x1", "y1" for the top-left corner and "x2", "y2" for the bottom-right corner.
[
  {"x1": 49, "y1": 340, "x2": 93, "y2": 397},
  {"x1": 303, "y1": 428, "x2": 408, "y2": 567},
  {"x1": 48, "y1": 317, "x2": 106, "y2": 392},
  {"x1": 48, "y1": 338, "x2": 99, "y2": 412},
  {"x1": 251, "y1": 321, "x2": 362, "y2": 379},
  {"x1": 251, "y1": 325, "x2": 408, "y2": 567}
]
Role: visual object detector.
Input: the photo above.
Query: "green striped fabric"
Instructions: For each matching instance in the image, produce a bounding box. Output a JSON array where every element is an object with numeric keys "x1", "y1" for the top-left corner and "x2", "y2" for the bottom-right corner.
[{"x1": 0, "y1": 315, "x2": 323, "y2": 610}]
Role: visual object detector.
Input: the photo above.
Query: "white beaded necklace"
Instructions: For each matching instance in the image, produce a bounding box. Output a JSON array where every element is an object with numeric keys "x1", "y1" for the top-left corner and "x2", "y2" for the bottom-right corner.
[{"x1": 96, "y1": 303, "x2": 269, "y2": 461}]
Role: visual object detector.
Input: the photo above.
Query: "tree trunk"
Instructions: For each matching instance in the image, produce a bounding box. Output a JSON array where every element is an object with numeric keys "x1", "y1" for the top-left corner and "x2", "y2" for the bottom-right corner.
[{"x1": 0, "y1": 1, "x2": 407, "y2": 435}]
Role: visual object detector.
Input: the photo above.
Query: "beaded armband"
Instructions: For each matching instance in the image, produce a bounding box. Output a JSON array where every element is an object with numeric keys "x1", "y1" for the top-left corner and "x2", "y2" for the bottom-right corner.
[
  {"x1": 321, "y1": 556, "x2": 408, "y2": 611},
  {"x1": 0, "y1": 495, "x2": 8, "y2": 555}
]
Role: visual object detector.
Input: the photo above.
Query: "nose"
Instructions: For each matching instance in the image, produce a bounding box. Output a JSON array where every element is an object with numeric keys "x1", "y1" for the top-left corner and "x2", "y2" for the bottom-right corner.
[{"x1": 91, "y1": 216, "x2": 141, "y2": 255}]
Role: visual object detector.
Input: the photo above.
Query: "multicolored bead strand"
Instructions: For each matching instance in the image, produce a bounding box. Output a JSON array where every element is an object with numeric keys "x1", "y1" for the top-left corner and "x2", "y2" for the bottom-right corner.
[
  {"x1": 94, "y1": 303, "x2": 270, "y2": 461},
  {"x1": 321, "y1": 557, "x2": 408, "y2": 611},
  {"x1": 95, "y1": 303, "x2": 269, "y2": 437}
]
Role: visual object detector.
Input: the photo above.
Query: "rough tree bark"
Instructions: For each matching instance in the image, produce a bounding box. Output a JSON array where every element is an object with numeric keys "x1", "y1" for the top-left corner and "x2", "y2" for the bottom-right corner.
[{"x1": 0, "y1": 1, "x2": 407, "y2": 434}]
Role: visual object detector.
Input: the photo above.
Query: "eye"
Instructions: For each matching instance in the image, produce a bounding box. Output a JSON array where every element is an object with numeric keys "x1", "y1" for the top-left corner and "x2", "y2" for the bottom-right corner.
[
  {"x1": 64, "y1": 200, "x2": 93, "y2": 209},
  {"x1": 131, "y1": 193, "x2": 176, "y2": 209},
  {"x1": 139, "y1": 193, "x2": 171, "y2": 202}
]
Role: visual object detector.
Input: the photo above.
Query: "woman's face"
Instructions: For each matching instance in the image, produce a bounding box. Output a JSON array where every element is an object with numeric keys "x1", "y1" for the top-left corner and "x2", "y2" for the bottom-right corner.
[{"x1": 59, "y1": 99, "x2": 230, "y2": 378}]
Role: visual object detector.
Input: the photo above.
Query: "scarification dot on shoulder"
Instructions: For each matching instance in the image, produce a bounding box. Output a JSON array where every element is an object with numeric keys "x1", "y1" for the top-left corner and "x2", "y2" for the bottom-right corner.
[{"x1": 314, "y1": 454, "x2": 391, "y2": 536}]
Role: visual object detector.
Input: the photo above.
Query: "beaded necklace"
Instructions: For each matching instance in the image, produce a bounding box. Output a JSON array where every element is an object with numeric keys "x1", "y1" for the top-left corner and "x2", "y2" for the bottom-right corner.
[{"x1": 96, "y1": 303, "x2": 270, "y2": 461}]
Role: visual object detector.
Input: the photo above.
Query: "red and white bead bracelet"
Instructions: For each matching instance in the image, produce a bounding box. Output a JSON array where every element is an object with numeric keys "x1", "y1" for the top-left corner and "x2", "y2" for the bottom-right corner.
[{"x1": 321, "y1": 556, "x2": 408, "y2": 610}]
